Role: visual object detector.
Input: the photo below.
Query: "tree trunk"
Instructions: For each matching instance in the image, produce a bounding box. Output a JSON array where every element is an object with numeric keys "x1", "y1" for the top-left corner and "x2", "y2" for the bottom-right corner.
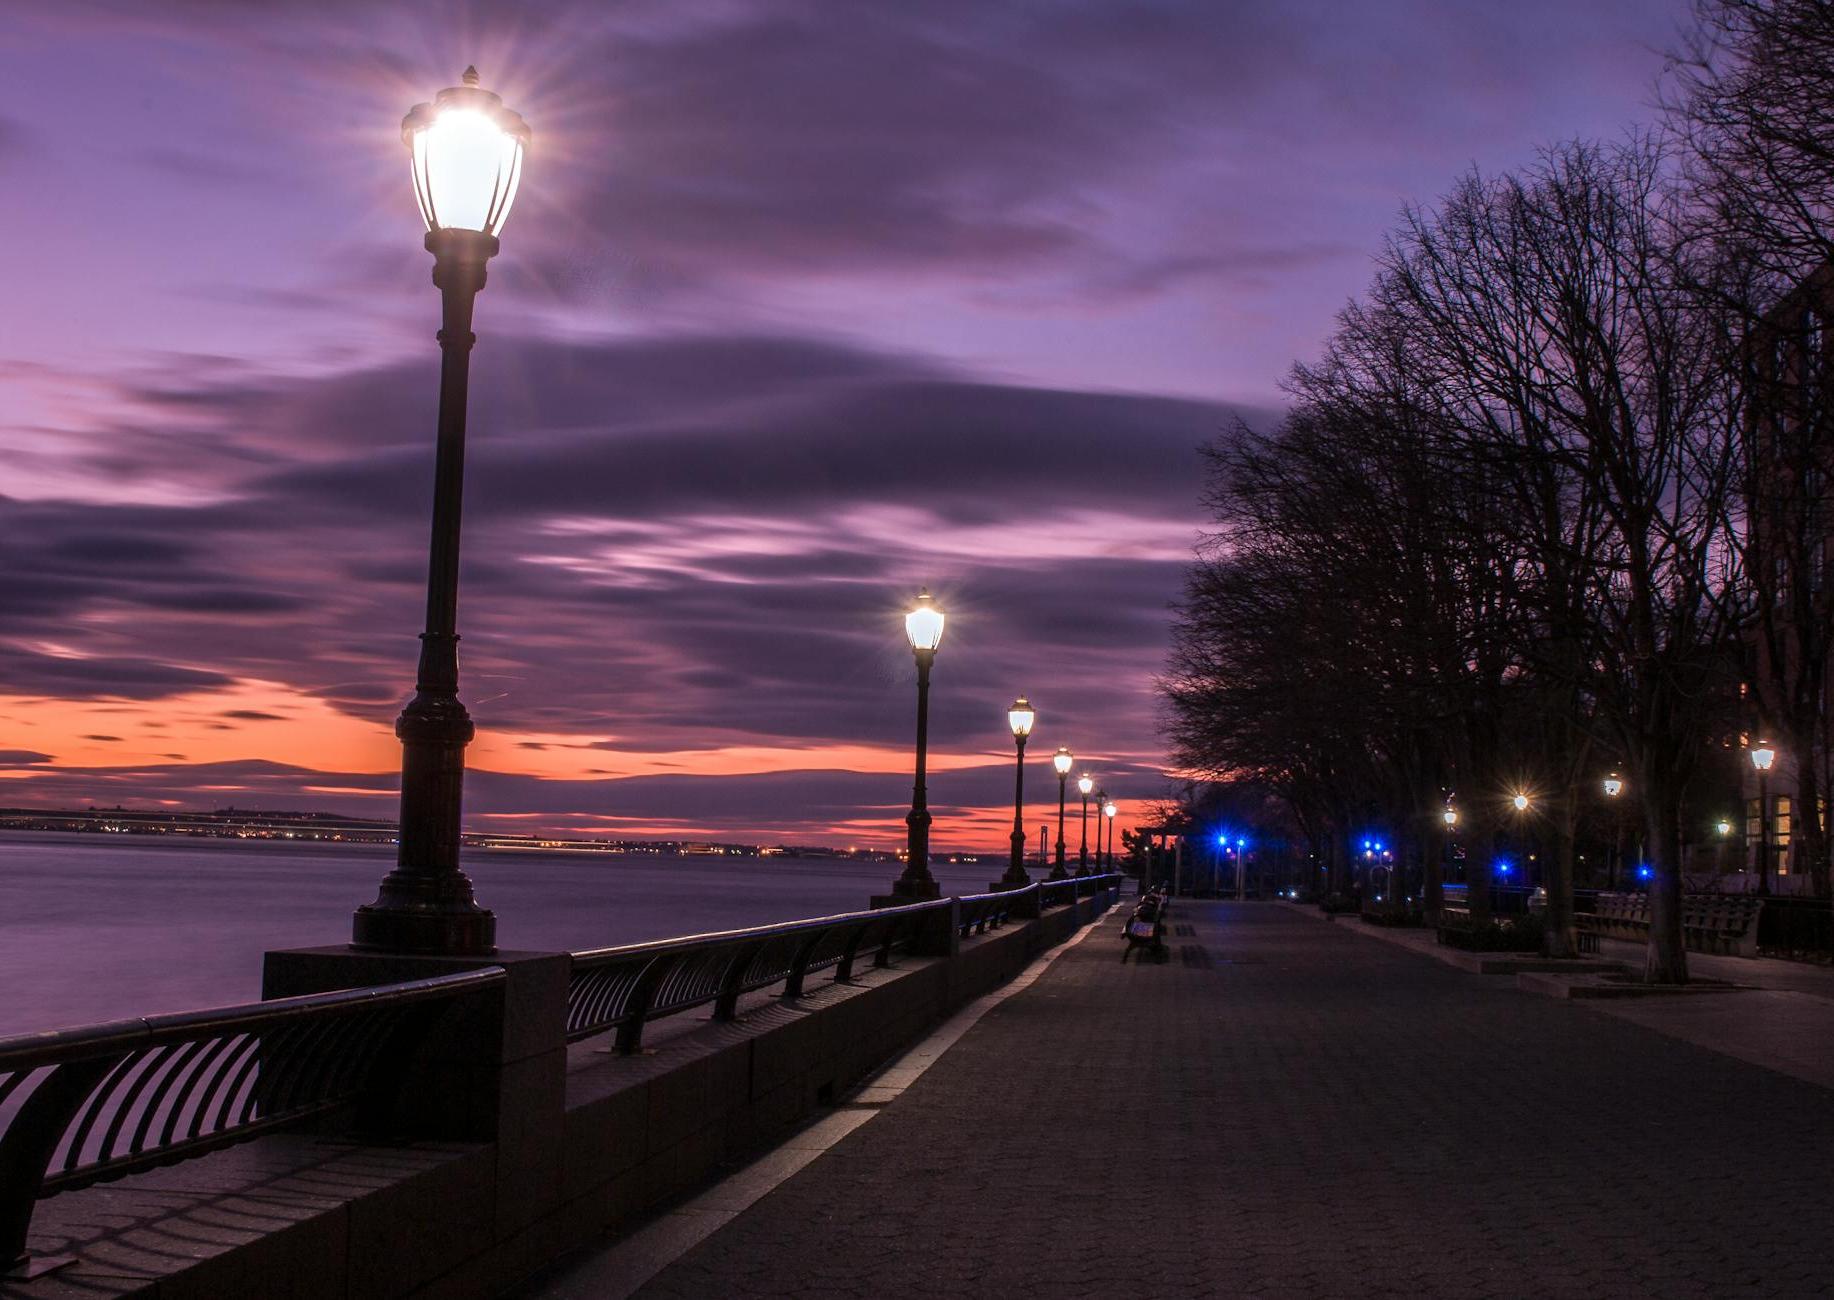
[
  {"x1": 1641, "y1": 775, "x2": 1690, "y2": 984},
  {"x1": 1544, "y1": 787, "x2": 1578, "y2": 959},
  {"x1": 1795, "y1": 746, "x2": 1830, "y2": 900},
  {"x1": 1425, "y1": 819, "x2": 1445, "y2": 916},
  {"x1": 1468, "y1": 826, "x2": 1493, "y2": 925}
]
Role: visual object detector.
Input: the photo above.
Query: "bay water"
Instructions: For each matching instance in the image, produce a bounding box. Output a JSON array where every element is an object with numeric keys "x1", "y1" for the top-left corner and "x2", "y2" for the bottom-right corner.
[{"x1": 0, "y1": 830, "x2": 1005, "y2": 1037}]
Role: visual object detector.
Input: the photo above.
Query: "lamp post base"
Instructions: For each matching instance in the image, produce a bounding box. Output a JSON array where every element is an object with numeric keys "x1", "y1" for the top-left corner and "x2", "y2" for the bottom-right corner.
[
  {"x1": 879, "y1": 876, "x2": 942, "y2": 903},
  {"x1": 351, "y1": 895, "x2": 496, "y2": 955}
]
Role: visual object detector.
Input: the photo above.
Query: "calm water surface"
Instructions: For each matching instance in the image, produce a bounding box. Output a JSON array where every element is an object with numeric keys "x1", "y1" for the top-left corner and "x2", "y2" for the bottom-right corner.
[{"x1": 0, "y1": 831, "x2": 1002, "y2": 1036}]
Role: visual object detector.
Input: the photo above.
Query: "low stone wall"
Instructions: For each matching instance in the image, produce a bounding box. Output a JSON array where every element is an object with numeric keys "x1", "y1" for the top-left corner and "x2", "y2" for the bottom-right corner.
[{"x1": 12, "y1": 890, "x2": 1115, "y2": 1300}]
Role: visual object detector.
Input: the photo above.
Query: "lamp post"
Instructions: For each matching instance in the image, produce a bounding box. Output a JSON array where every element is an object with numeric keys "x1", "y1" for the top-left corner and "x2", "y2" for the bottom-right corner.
[
  {"x1": 1509, "y1": 791, "x2": 1530, "y2": 889},
  {"x1": 352, "y1": 68, "x2": 529, "y2": 956},
  {"x1": 886, "y1": 591, "x2": 946, "y2": 901},
  {"x1": 1602, "y1": 773, "x2": 1624, "y2": 891},
  {"x1": 1751, "y1": 742, "x2": 1776, "y2": 896},
  {"x1": 1715, "y1": 818, "x2": 1732, "y2": 878},
  {"x1": 999, "y1": 697, "x2": 1036, "y2": 888},
  {"x1": 1050, "y1": 748, "x2": 1073, "y2": 879},
  {"x1": 1102, "y1": 800, "x2": 1117, "y2": 871},
  {"x1": 1077, "y1": 774, "x2": 1094, "y2": 874},
  {"x1": 1442, "y1": 804, "x2": 1457, "y2": 896}
]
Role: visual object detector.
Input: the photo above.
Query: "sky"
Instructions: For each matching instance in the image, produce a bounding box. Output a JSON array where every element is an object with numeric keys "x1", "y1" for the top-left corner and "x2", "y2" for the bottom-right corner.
[{"x1": 0, "y1": 0, "x2": 1688, "y2": 851}]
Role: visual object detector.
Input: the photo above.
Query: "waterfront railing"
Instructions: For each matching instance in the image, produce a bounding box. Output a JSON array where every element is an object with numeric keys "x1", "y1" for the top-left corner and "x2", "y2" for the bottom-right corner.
[
  {"x1": 0, "y1": 967, "x2": 504, "y2": 1271},
  {"x1": 2, "y1": 874, "x2": 1123, "y2": 1273},
  {"x1": 565, "y1": 876, "x2": 1121, "y2": 1054}
]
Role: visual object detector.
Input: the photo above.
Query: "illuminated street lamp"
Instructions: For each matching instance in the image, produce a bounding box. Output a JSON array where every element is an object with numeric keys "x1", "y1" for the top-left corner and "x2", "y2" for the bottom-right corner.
[
  {"x1": 353, "y1": 68, "x2": 529, "y2": 955},
  {"x1": 1102, "y1": 799, "x2": 1118, "y2": 870},
  {"x1": 1602, "y1": 772, "x2": 1626, "y2": 890},
  {"x1": 887, "y1": 591, "x2": 946, "y2": 900},
  {"x1": 1751, "y1": 741, "x2": 1777, "y2": 897},
  {"x1": 1512, "y1": 792, "x2": 1530, "y2": 812},
  {"x1": 999, "y1": 697, "x2": 1036, "y2": 888},
  {"x1": 1077, "y1": 773, "x2": 1095, "y2": 874},
  {"x1": 1443, "y1": 806, "x2": 1458, "y2": 828},
  {"x1": 1050, "y1": 747, "x2": 1073, "y2": 879}
]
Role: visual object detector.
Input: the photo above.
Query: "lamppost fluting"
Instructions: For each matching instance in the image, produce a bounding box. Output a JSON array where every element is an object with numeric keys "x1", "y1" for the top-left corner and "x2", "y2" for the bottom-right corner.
[
  {"x1": 889, "y1": 591, "x2": 946, "y2": 900},
  {"x1": 1751, "y1": 742, "x2": 1776, "y2": 896},
  {"x1": 353, "y1": 68, "x2": 529, "y2": 955},
  {"x1": 1000, "y1": 697, "x2": 1036, "y2": 888},
  {"x1": 1077, "y1": 773, "x2": 1094, "y2": 874},
  {"x1": 1050, "y1": 748, "x2": 1073, "y2": 879},
  {"x1": 1102, "y1": 799, "x2": 1117, "y2": 870}
]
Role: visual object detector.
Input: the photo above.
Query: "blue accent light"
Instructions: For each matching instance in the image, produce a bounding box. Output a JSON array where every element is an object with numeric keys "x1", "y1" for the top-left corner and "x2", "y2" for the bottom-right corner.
[
  {"x1": 1495, "y1": 860, "x2": 1513, "y2": 876},
  {"x1": 1636, "y1": 865, "x2": 1653, "y2": 881}
]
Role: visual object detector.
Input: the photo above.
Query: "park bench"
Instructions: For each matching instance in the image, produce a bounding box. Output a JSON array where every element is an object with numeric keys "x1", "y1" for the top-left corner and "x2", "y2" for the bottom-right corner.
[
  {"x1": 1433, "y1": 883, "x2": 1530, "y2": 946},
  {"x1": 1122, "y1": 892, "x2": 1170, "y2": 963},
  {"x1": 1573, "y1": 892, "x2": 1764, "y2": 957}
]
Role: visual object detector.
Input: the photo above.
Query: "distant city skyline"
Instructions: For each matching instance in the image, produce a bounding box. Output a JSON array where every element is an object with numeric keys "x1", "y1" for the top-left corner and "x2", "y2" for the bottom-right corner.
[{"x1": 0, "y1": 0, "x2": 1686, "y2": 847}]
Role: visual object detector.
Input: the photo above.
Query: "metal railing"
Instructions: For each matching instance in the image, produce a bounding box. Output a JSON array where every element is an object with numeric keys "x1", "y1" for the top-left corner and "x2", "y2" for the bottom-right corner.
[
  {"x1": 567, "y1": 876, "x2": 1123, "y2": 1054},
  {"x1": 567, "y1": 899, "x2": 950, "y2": 1053},
  {"x1": 957, "y1": 888, "x2": 1020, "y2": 936},
  {"x1": 0, "y1": 967, "x2": 503, "y2": 1270}
]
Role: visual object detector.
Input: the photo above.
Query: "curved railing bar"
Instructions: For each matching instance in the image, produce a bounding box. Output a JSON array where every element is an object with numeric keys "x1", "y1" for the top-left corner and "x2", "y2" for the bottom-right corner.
[
  {"x1": 564, "y1": 878, "x2": 1123, "y2": 1054},
  {"x1": 0, "y1": 967, "x2": 504, "y2": 1271}
]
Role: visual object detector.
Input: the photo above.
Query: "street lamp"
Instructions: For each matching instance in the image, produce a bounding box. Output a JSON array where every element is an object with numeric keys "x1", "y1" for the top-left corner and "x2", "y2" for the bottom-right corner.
[
  {"x1": 889, "y1": 590, "x2": 945, "y2": 900},
  {"x1": 352, "y1": 68, "x2": 530, "y2": 955},
  {"x1": 1602, "y1": 772, "x2": 1625, "y2": 890},
  {"x1": 1751, "y1": 741, "x2": 1777, "y2": 897},
  {"x1": 1077, "y1": 773, "x2": 1095, "y2": 874},
  {"x1": 1050, "y1": 747, "x2": 1073, "y2": 879},
  {"x1": 1512, "y1": 792, "x2": 1530, "y2": 812},
  {"x1": 1443, "y1": 806, "x2": 1458, "y2": 828},
  {"x1": 1102, "y1": 799, "x2": 1118, "y2": 870},
  {"x1": 999, "y1": 697, "x2": 1036, "y2": 888}
]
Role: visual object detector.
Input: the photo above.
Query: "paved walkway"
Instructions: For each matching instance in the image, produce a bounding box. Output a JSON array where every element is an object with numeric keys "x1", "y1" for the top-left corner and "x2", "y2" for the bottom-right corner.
[{"x1": 538, "y1": 903, "x2": 1834, "y2": 1300}]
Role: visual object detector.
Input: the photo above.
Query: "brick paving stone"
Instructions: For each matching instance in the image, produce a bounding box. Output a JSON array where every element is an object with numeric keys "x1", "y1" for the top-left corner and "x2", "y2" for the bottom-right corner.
[{"x1": 627, "y1": 903, "x2": 1834, "y2": 1300}]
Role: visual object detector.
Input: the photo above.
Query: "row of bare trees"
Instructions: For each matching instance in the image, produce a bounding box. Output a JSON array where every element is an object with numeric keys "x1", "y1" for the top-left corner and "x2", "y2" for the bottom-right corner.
[{"x1": 1163, "y1": 0, "x2": 1834, "y2": 982}]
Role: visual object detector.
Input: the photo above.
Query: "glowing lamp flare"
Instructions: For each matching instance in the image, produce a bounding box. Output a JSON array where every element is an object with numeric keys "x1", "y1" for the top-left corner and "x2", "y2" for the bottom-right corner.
[
  {"x1": 1443, "y1": 807, "x2": 1458, "y2": 827},
  {"x1": 1512, "y1": 793, "x2": 1530, "y2": 812},
  {"x1": 1007, "y1": 696, "x2": 1036, "y2": 739},
  {"x1": 1077, "y1": 774, "x2": 1094, "y2": 797},
  {"x1": 1051, "y1": 747, "x2": 1074, "y2": 777},
  {"x1": 403, "y1": 67, "x2": 530, "y2": 236},
  {"x1": 1603, "y1": 774, "x2": 1623, "y2": 798},
  {"x1": 1750, "y1": 744, "x2": 1776, "y2": 773},
  {"x1": 905, "y1": 590, "x2": 945, "y2": 653},
  {"x1": 1103, "y1": 802, "x2": 1117, "y2": 819}
]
